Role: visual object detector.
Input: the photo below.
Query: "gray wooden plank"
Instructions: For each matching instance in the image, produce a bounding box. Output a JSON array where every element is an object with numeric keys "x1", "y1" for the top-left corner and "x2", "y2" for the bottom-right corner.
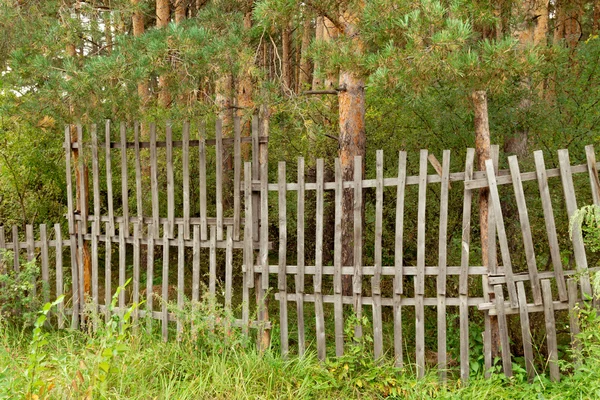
[
  {"x1": 460, "y1": 148, "x2": 475, "y2": 383},
  {"x1": 209, "y1": 225, "x2": 217, "y2": 296},
  {"x1": 76, "y1": 220, "x2": 85, "y2": 319},
  {"x1": 166, "y1": 123, "x2": 174, "y2": 238},
  {"x1": 394, "y1": 151, "x2": 407, "y2": 368},
  {"x1": 508, "y1": 155, "x2": 542, "y2": 305},
  {"x1": 199, "y1": 124, "x2": 208, "y2": 240},
  {"x1": 334, "y1": 158, "x2": 344, "y2": 357},
  {"x1": 120, "y1": 122, "x2": 129, "y2": 237},
  {"x1": 567, "y1": 279, "x2": 580, "y2": 364},
  {"x1": 162, "y1": 222, "x2": 169, "y2": 341},
  {"x1": 233, "y1": 116, "x2": 242, "y2": 241},
  {"x1": 104, "y1": 222, "x2": 112, "y2": 323},
  {"x1": 415, "y1": 149, "x2": 428, "y2": 378},
  {"x1": 192, "y1": 224, "x2": 200, "y2": 305},
  {"x1": 26, "y1": 225, "x2": 36, "y2": 297},
  {"x1": 437, "y1": 150, "x2": 450, "y2": 381},
  {"x1": 12, "y1": 225, "x2": 19, "y2": 273},
  {"x1": 315, "y1": 158, "x2": 326, "y2": 361},
  {"x1": 177, "y1": 223, "x2": 184, "y2": 339},
  {"x1": 65, "y1": 126, "x2": 76, "y2": 236},
  {"x1": 40, "y1": 224, "x2": 50, "y2": 304},
  {"x1": 534, "y1": 151, "x2": 568, "y2": 302},
  {"x1": 585, "y1": 145, "x2": 600, "y2": 206},
  {"x1": 182, "y1": 122, "x2": 191, "y2": 239},
  {"x1": 353, "y1": 156, "x2": 363, "y2": 339},
  {"x1": 146, "y1": 224, "x2": 155, "y2": 332},
  {"x1": 485, "y1": 159, "x2": 518, "y2": 307},
  {"x1": 69, "y1": 223, "x2": 80, "y2": 329},
  {"x1": 105, "y1": 121, "x2": 115, "y2": 237},
  {"x1": 278, "y1": 161, "x2": 289, "y2": 357},
  {"x1": 244, "y1": 162, "x2": 254, "y2": 290},
  {"x1": 118, "y1": 222, "x2": 126, "y2": 312},
  {"x1": 225, "y1": 225, "x2": 233, "y2": 309},
  {"x1": 134, "y1": 122, "x2": 143, "y2": 224},
  {"x1": 541, "y1": 279, "x2": 560, "y2": 382},
  {"x1": 77, "y1": 125, "x2": 88, "y2": 235},
  {"x1": 133, "y1": 222, "x2": 141, "y2": 328},
  {"x1": 91, "y1": 124, "x2": 101, "y2": 237},
  {"x1": 517, "y1": 281, "x2": 535, "y2": 382},
  {"x1": 91, "y1": 221, "x2": 99, "y2": 314},
  {"x1": 558, "y1": 149, "x2": 592, "y2": 297},
  {"x1": 215, "y1": 119, "x2": 224, "y2": 241},
  {"x1": 150, "y1": 123, "x2": 160, "y2": 237},
  {"x1": 493, "y1": 285, "x2": 513, "y2": 377},
  {"x1": 54, "y1": 224, "x2": 65, "y2": 328},
  {"x1": 260, "y1": 161, "x2": 269, "y2": 290},
  {"x1": 296, "y1": 156, "x2": 306, "y2": 355},
  {"x1": 373, "y1": 150, "x2": 384, "y2": 360},
  {"x1": 488, "y1": 145, "x2": 499, "y2": 273}
]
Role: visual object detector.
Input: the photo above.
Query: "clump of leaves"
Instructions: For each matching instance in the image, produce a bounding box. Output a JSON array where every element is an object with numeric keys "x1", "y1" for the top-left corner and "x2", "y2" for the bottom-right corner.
[
  {"x1": 570, "y1": 204, "x2": 600, "y2": 252},
  {"x1": 0, "y1": 250, "x2": 42, "y2": 325}
]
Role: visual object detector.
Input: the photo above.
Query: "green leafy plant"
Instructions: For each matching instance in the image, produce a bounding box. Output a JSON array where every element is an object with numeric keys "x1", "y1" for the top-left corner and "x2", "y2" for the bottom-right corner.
[
  {"x1": 570, "y1": 204, "x2": 600, "y2": 252},
  {"x1": 0, "y1": 250, "x2": 42, "y2": 325},
  {"x1": 24, "y1": 295, "x2": 64, "y2": 399}
]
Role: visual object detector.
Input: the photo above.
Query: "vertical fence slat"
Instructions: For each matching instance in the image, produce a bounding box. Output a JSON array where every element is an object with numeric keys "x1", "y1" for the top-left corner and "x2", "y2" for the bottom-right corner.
[
  {"x1": 54, "y1": 224, "x2": 65, "y2": 328},
  {"x1": 161, "y1": 222, "x2": 169, "y2": 341},
  {"x1": 120, "y1": 123, "x2": 129, "y2": 237},
  {"x1": 315, "y1": 158, "x2": 326, "y2": 361},
  {"x1": 177, "y1": 223, "x2": 184, "y2": 340},
  {"x1": 493, "y1": 285, "x2": 513, "y2": 377},
  {"x1": 26, "y1": 225, "x2": 35, "y2": 297},
  {"x1": 133, "y1": 222, "x2": 141, "y2": 328},
  {"x1": 585, "y1": 145, "x2": 600, "y2": 206},
  {"x1": 296, "y1": 157, "x2": 306, "y2": 355},
  {"x1": 182, "y1": 122, "x2": 191, "y2": 239},
  {"x1": 199, "y1": 125, "x2": 208, "y2": 241},
  {"x1": 233, "y1": 116, "x2": 242, "y2": 241},
  {"x1": 334, "y1": 158, "x2": 344, "y2": 357},
  {"x1": 215, "y1": 119, "x2": 224, "y2": 241},
  {"x1": 372, "y1": 150, "x2": 384, "y2": 360},
  {"x1": 146, "y1": 224, "x2": 154, "y2": 332},
  {"x1": 166, "y1": 123, "x2": 175, "y2": 238},
  {"x1": 209, "y1": 225, "x2": 217, "y2": 296},
  {"x1": 77, "y1": 125, "x2": 88, "y2": 235},
  {"x1": 91, "y1": 124, "x2": 101, "y2": 237},
  {"x1": 105, "y1": 121, "x2": 115, "y2": 237},
  {"x1": 243, "y1": 162, "x2": 253, "y2": 335},
  {"x1": 65, "y1": 126, "x2": 76, "y2": 236},
  {"x1": 118, "y1": 222, "x2": 126, "y2": 312},
  {"x1": 192, "y1": 224, "x2": 201, "y2": 326},
  {"x1": 134, "y1": 122, "x2": 143, "y2": 224},
  {"x1": 558, "y1": 149, "x2": 592, "y2": 297},
  {"x1": 437, "y1": 150, "x2": 450, "y2": 381},
  {"x1": 394, "y1": 151, "x2": 407, "y2": 368},
  {"x1": 517, "y1": 281, "x2": 535, "y2": 382},
  {"x1": 485, "y1": 159, "x2": 517, "y2": 307},
  {"x1": 104, "y1": 222, "x2": 112, "y2": 323},
  {"x1": 12, "y1": 225, "x2": 19, "y2": 274},
  {"x1": 508, "y1": 156, "x2": 542, "y2": 305},
  {"x1": 40, "y1": 224, "x2": 50, "y2": 304},
  {"x1": 460, "y1": 148, "x2": 475, "y2": 383},
  {"x1": 258, "y1": 158, "x2": 270, "y2": 350},
  {"x1": 225, "y1": 225, "x2": 233, "y2": 309},
  {"x1": 353, "y1": 156, "x2": 363, "y2": 339},
  {"x1": 415, "y1": 149, "x2": 428, "y2": 378},
  {"x1": 76, "y1": 220, "x2": 85, "y2": 319},
  {"x1": 541, "y1": 279, "x2": 560, "y2": 382},
  {"x1": 278, "y1": 161, "x2": 289, "y2": 357},
  {"x1": 91, "y1": 221, "x2": 99, "y2": 315},
  {"x1": 567, "y1": 278, "x2": 580, "y2": 364},
  {"x1": 533, "y1": 151, "x2": 568, "y2": 301},
  {"x1": 150, "y1": 123, "x2": 160, "y2": 237}
]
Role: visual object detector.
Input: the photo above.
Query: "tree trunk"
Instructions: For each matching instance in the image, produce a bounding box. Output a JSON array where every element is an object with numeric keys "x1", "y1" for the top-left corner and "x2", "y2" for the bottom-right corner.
[
  {"x1": 237, "y1": 9, "x2": 254, "y2": 160},
  {"x1": 472, "y1": 90, "x2": 501, "y2": 359},
  {"x1": 299, "y1": 16, "x2": 312, "y2": 91},
  {"x1": 175, "y1": 0, "x2": 186, "y2": 23},
  {"x1": 157, "y1": 0, "x2": 171, "y2": 107},
  {"x1": 132, "y1": 0, "x2": 149, "y2": 105},
  {"x1": 323, "y1": 17, "x2": 339, "y2": 90},
  {"x1": 312, "y1": 16, "x2": 324, "y2": 90}
]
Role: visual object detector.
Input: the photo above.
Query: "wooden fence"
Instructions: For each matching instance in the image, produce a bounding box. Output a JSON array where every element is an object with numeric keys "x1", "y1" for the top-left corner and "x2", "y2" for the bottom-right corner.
[{"x1": 2, "y1": 119, "x2": 600, "y2": 383}]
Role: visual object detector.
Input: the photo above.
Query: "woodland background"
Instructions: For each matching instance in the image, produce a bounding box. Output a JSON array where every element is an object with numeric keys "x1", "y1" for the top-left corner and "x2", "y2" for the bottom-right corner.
[{"x1": 0, "y1": 0, "x2": 599, "y2": 232}]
